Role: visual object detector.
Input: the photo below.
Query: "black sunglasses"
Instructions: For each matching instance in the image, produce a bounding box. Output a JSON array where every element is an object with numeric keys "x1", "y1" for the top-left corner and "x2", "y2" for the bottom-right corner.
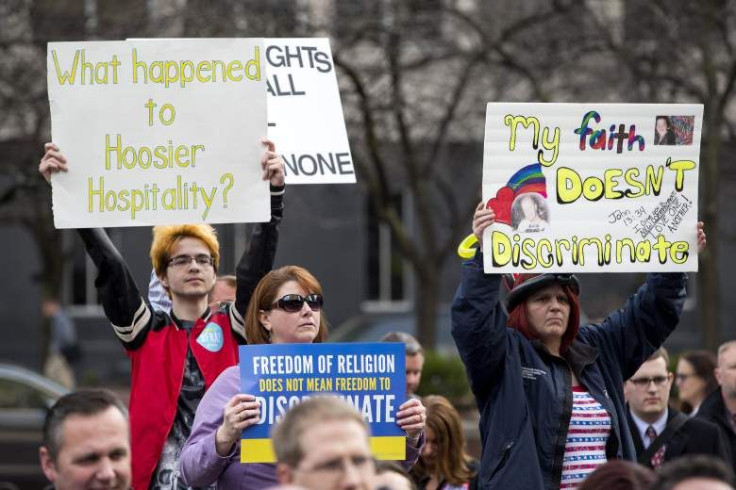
[{"x1": 271, "y1": 294, "x2": 323, "y2": 313}]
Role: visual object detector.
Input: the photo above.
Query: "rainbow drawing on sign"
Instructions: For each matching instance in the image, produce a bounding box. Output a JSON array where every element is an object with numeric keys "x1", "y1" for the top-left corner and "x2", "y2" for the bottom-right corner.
[{"x1": 486, "y1": 163, "x2": 548, "y2": 226}]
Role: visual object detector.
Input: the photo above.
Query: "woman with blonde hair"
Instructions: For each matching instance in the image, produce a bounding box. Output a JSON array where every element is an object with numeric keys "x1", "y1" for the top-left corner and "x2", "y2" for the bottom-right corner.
[{"x1": 411, "y1": 395, "x2": 477, "y2": 490}]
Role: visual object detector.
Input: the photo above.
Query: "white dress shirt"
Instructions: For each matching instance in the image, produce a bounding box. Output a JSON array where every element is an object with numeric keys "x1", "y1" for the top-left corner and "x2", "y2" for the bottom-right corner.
[{"x1": 630, "y1": 408, "x2": 668, "y2": 448}]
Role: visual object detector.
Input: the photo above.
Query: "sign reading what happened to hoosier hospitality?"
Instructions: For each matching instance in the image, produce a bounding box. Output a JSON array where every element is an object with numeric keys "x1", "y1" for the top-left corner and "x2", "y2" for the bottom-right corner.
[
  {"x1": 482, "y1": 103, "x2": 703, "y2": 273},
  {"x1": 239, "y1": 342, "x2": 406, "y2": 463},
  {"x1": 47, "y1": 39, "x2": 268, "y2": 228}
]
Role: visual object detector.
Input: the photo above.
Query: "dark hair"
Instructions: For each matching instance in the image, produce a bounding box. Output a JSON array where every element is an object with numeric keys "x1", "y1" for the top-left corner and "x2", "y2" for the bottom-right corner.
[
  {"x1": 651, "y1": 455, "x2": 735, "y2": 490},
  {"x1": 42, "y1": 389, "x2": 128, "y2": 460},
  {"x1": 578, "y1": 460, "x2": 656, "y2": 490},
  {"x1": 656, "y1": 115, "x2": 672, "y2": 128},
  {"x1": 679, "y1": 350, "x2": 718, "y2": 414},
  {"x1": 380, "y1": 331, "x2": 423, "y2": 356}
]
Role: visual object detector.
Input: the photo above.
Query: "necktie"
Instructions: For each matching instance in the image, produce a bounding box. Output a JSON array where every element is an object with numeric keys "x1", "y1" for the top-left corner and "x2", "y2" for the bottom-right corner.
[{"x1": 645, "y1": 425, "x2": 666, "y2": 469}]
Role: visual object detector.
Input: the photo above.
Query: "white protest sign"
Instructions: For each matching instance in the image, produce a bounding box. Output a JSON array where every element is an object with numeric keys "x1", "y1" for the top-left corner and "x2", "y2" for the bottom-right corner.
[
  {"x1": 47, "y1": 39, "x2": 268, "y2": 228},
  {"x1": 482, "y1": 103, "x2": 702, "y2": 273},
  {"x1": 265, "y1": 38, "x2": 355, "y2": 184}
]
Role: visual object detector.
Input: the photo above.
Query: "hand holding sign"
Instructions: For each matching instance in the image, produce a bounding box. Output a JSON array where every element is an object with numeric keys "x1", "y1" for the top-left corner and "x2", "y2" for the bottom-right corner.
[
  {"x1": 697, "y1": 221, "x2": 706, "y2": 253},
  {"x1": 216, "y1": 393, "x2": 261, "y2": 457},
  {"x1": 396, "y1": 398, "x2": 426, "y2": 443},
  {"x1": 260, "y1": 138, "x2": 285, "y2": 188},
  {"x1": 40, "y1": 142, "x2": 68, "y2": 183},
  {"x1": 473, "y1": 200, "x2": 496, "y2": 246}
]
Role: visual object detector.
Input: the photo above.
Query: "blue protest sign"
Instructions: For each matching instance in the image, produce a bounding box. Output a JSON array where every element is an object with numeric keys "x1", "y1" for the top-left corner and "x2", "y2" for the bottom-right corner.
[{"x1": 239, "y1": 342, "x2": 406, "y2": 463}]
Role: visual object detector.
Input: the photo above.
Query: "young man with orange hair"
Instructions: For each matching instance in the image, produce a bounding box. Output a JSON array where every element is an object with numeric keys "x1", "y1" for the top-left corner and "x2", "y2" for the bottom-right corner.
[{"x1": 40, "y1": 140, "x2": 285, "y2": 490}]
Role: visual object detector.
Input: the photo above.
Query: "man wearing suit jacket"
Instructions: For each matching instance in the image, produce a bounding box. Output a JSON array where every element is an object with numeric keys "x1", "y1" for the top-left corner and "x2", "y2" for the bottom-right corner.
[
  {"x1": 624, "y1": 347, "x2": 730, "y2": 470},
  {"x1": 697, "y1": 340, "x2": 736, "y2": 471}
]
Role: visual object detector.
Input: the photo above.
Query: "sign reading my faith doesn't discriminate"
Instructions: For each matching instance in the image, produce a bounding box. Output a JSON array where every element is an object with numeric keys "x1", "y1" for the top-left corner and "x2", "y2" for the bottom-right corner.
[
  {"x1": 482, "y1": 103, "x2": 703, "y2": 273},
  {"x1": 47, "y1": 39, "x2": 268, "y2": 228},
  {"x1": 239, "y1": 342, "x2": 406, "y2": 463}
]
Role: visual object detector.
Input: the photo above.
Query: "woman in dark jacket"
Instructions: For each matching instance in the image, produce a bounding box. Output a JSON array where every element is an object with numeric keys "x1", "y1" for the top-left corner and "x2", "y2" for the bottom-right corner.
[{"x1": 451, "y1": 203, "x2": 706, "y2": 490}]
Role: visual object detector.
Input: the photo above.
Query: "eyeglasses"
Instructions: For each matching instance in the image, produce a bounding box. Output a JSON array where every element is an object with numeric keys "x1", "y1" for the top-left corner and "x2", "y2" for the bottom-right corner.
[
  {"x1": 271, "y1": 294, "x2": 323, "y2": 313},
  {"x1": 675, "y1": 373, "x2": 695, "y2": 382},
  {"x1": 630, "y1": 376, "x2": 669, "y2": 389},
  {"x1": 168, "y1": 254, "x2": 214, "y2": 268}
]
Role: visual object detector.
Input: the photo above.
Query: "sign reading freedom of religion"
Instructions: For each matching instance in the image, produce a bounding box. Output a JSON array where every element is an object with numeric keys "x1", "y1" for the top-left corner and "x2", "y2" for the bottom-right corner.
[
  {"x1": 482, "y1": 103, "x2": 703, "y2": 273},
  {"x1": 238, "y1": 342, "x2": 406, "y2": 463},
  {"x1": 47, "y1": 39, "x2": 268, "y2": 228},
  {"x1": 265, "y1": 38, "x2": 356, "y2": 184}
]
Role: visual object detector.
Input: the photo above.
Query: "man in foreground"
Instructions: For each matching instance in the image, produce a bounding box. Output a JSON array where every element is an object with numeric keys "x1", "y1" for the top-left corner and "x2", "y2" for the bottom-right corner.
[
  {"x1": 273, "y1": 397, "x2": 376, "y2": 490},
  {"x1": 39, "y1": 389, "x2": 131, "y2": 490},
  {"x1": 698, "y1": 341, "x2": 736, "y2": 470}
]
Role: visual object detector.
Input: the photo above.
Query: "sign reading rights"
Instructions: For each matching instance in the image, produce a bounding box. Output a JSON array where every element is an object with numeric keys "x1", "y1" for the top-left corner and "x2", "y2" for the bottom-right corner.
[
  {"x1": 47, "y1": 39, "x2": 268, "y2": 228},
  {"x1": 482, "y1": 103, "x2": 703, "y2": 273},
  {"x1": 265, "y1": 38, "x2": 355, "y2": 184},
  {"x1": 239, "y1": 342, "x2": 406, "y2": 463}
]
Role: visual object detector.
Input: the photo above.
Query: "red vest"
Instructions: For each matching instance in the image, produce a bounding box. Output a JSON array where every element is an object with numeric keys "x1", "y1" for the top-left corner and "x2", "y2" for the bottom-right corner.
[{"x1": 128, "y1": 310, "x2": 240, "y2": 490}]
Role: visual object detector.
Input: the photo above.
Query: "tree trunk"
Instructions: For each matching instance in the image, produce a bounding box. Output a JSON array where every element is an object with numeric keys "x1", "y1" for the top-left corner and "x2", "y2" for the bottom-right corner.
[{"x1": 699, "y1": 113, "x2": 721, "y2": 351}]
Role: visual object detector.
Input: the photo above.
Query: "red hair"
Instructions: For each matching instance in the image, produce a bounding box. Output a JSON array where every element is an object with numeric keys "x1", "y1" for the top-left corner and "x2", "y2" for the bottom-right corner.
[{"x1": 507, "y1": 284, "x2": 581, "y2": 353}]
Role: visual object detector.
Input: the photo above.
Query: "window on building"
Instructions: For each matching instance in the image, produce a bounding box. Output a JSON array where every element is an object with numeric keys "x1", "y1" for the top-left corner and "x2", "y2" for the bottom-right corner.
[
  {"x1": 364, "y1": 194, "x2": 410, "y2": 310},
  {"x1": 64, "y1": 229, "x2": 111, "y2": 312}
]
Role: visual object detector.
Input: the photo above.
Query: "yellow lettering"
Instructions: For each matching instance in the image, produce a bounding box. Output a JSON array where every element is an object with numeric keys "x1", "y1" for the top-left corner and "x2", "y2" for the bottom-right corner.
[
  {"x1": 667, "y1": 159, "x2": 696, "y2": 191},
  {"x1": 227, "y1": 60, "x2": 243, "y2": 81},
  {"x1": 557, "y1": 167, "x2": 582, "y2": 204},
  {"x1": 52, "y1": 49, "x2": 80, "y2": 85},
  {"x1": 245, "y1": 46, "x2": 261, "y2": 80},
  {"x1": 504, "y1": 115, "x2": 540, "y2": 152},
  {"x1": 604, "y1": 169, "x2": 623, "y2": 199},
  {"x1": 491, "y1": 231, "x2": 512, "y2": 266}
]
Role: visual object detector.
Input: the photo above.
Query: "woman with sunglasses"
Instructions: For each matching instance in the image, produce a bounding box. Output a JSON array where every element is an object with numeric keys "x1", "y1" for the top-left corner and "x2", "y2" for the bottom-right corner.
[
  {"x1": 451, "y1": 203, "x2": 707, "y2": 490},
  {"x1": 676, "y1": 350, "x2": 718, "y2": 416},
  {"x1": 179, "y1": 265, "x2": 426, "y2": 489}
]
